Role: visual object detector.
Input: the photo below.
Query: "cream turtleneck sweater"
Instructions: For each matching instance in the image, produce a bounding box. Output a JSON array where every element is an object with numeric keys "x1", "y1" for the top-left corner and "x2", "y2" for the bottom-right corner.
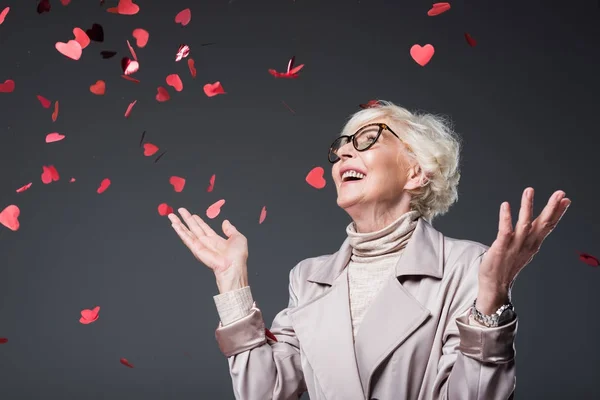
[{"x1": 213, "y1": 211, "x2": 485, "y2": 332}]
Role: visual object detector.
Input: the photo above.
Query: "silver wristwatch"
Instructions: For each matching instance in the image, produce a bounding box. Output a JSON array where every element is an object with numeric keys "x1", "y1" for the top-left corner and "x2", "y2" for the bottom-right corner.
[{"x1": 470, "y1": 298, "x2": 516, "y2": 328}]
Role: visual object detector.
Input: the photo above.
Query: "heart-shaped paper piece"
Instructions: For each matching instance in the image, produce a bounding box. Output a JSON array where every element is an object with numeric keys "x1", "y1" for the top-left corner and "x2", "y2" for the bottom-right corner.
[
  {"x1": 166, "y1": 74, "x2": 183, "y2": 91},
  {"x1": 143, "y1": 143, "x2": 159, "y2": 156},
  {"x1": 80, "y1": 306, "x2": 100, "y2": 324},
  {"x1": 107, "y1": 0, "x2": 139, "y2": 15},
  {"x1": 41, "y1": 165, "x2": 60, "y2": 184},
  {"x1": 175, "y1": 8, "x2": 191, "y2": 26},
  {"x1": 90, "y1": 80, "x2": 106, "y2": 95},
  {"x1": 37, "y1": 95, "x2": 51, "y2": 108},
  {"x1": 132, "y1": 28, "x2": 149, "y2": 47},
  {"x1": 410, "y1": 44, "x2": 434, "y2": 66},
  {"x1": 207, "y1": 174, "x2": 215, "y2": 192},
  {"x1": 16, "y1": 183, "x2": 32, "y2": 193},
  {"x1": 97, "y1": 178, "x2": 111, "y2": 194},
  {"x1": 158, "y1": 203, "x2": 174, "y2": 216},
  {"x1": 0, "y1": 7, "x2": 9, "y2": 25},
  {"x1": 306, "y1": 167, "x2": 326, "y2": 189},
  {"x1": 156, "y1": 87, "x2": 170, "y2": 102},
  {"x1": 259, "y1": 206, "x2": 267, "y2": 224},
  {"x1": 0, "y1": 79, "x2": 15, "y2": 93},
  {"x1": 578, "y1": 252, "x2": 599, "y2": 267},
  {"x1": 86, "y1": 23, "x2": 104, "y2": 42},
  {"x1": 169, "y1": 176, "x2": 186, "y2": 192},
  {"x1": 206, "y1": 199, "x2": 225, "y2": 219},
  {"x1": 427, "y1": 2, "x2": 451, "y2": 16},
  {"x1": 0, "y1": 204, "x2": 20, "y2": 231},
  {"x1": 188, "y1": 58, "x2": 196, "y2": 78},
  {"x1": 55, "y1": 40, "x2": 82, "y2": 60},
  {"x1": 120, "y1": 358, "x2": 134, "y2": 368},
  {"x1": 46, "y1": 132, "x2": 65, "y2": 143},
  {"x1": 73, "y1": 28, "x2": 90, "y2": 49},
  {"x1": 203, "y1": 82, "x2": 225, "y2": 97},
  {"x1": 37, "y1": 0, "x2": 51, "y2": 14},
  {"x1": 124, "y1": 100, "x2": 137, "y2": 118}
]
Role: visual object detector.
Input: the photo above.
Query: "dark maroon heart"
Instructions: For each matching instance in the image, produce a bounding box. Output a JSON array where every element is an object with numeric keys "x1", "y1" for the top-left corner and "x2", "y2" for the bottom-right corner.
[
  {"x1": 37, "y1": 0, "x2": 51, "y2": 14},
  {"x1": 100, "y1": 50, "x2": 117, "y2": 59},
  {"x1": 86, "y1": 23, "x2": 104, "y2": 42}
]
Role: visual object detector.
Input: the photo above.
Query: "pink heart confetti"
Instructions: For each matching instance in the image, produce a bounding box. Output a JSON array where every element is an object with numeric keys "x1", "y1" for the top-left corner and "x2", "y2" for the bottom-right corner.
[
  {"x1": 206, "y1": 199, "x2": 225, "y2": 219},
  {"x1": 0, "y1": 205, "x2": 20, "y2": 231},
  {"x1": 306, "y1": 167, "x2": 326, "y2": 189},
  {"x1": 46, "y1": 132, "x2": 65, "y2": 143},
  {"x1": 410, "y1": 44, "x2": 434, "y2": 66},
  {"x1": 169, "y1": 176, "x2": 186, "y2": 192},
  {"x1": 175, "y1": 8, "x2": 191, "y2": 26}
]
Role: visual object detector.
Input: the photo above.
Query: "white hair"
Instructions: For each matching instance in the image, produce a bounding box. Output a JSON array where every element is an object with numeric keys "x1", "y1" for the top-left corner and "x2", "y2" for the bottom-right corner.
[{"x1": 341, "y1": 100, "x2": 463, "y2": 223}]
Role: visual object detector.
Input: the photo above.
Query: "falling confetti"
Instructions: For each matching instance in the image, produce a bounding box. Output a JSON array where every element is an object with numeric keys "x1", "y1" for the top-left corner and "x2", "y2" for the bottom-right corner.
[
  {"x1": 132, "y1": 28, "x2": 149, "y2": 47},
  {"x1": 259, "y1": 206, "x2": 267, "y2": 224},
  {"x1": 143, "y1": 143, "x2": 159, "y2": 156},
  {"x1": 188, "y1": 59, "x2": 196, "y2": 78},
  {"x1": 97, "y1": 178, "x2": 111, "y2": 194},
  {"x1": 121, "y1": 57, "x2": 139, "y2": 75},
  {"x1": 124, "y1": 100, "x2": 137, "y2": 117},
  {"x1": 306, "y1": 167, "x2": 326, "y2": 189},
  {"x1": 268, "y1": 56, "x2": 304, "y2": 78},
  {"x1": 46, "y1": 132, "x2": 65, "y2": 143},
  {"x1": 175, "y1": 8, "x2": 191, "y2": 26},
  {"x1": 41, "y1": 165, "x2": 60, "y2": 184},
  {"x1": 16, "y1": 183, "x2": 32, "y2": 193},
  {"x1": 206, "y1": 199, "x2": 225, "y2": 219},
  {"x1": 155, "y1": 87, "x2": 170, "y2": 102},
  {"x1": 578, "y1": 252, "x2": 599, "y2": 267},
  {"x1": 52, "y1": 101, "x2": 59, "y2": 121},
  {"x1": 0, "y1": 79, "x2": 15, "y2": 93},
  {"x1": 0, "y1": 7, "x2": 9, "y2": 25},
  {"x1": 55, "y1": 40, "x2": 82, "y2": 60},
  {"x1": 100, "y1": 50, "x2": 117, "y2": 58},
  {"x1": 79, "y1": 306, "x2": 100, "y2": 324},
  {"x1": 410, "y1": 44, "x2": 434, "y2": 66},
  {"x1": 158, "y1": 203, "x2": 174, "y2": 216},
  {"x1": 0, "y1": 205, "x2": 20, "y2": 231},
  {"x1": 37, "y1": 0, "x2": 51, "y2": 14},
  {"x1": 427, "y1": 2, "x2": 451, "y2": 16},
  {"x1": 175, "y1": 44, "x2": 190, "y2": 61},
  {"x1": 37, "y1": 95, "x2": 51, "y2": 108},
  {"x1": 86, "y1": 24, "x2": 104, "y2": 42},
  {"x1": 73, "y1": 28, "x2": 90, "y2": 49},
  {"x1": 120, "y1": 358, "x2": 134, "y2": 368},
  {"x1": 89, "y1": 80, "x2": 106, "y2": 95},
  {"x1": 359, "y1": 100, "x2": 381, "y2": 109},
  {"x1": 204, "y1": 82, "x2": 225, "y2": 97},
  {"x1": 207, "y1": 174, "x2": 215, "y2": 192},
  {"x1": 166, "y1": 74, "x2": 183, "y2": 91},
  {"x1": 169, "y1": 176, "x2": 186, "y2": 192},
  {"x1": 107, "y1": 0, "x2": 139, "y2": 15},
  {"x1": 464, "y1": 33, "x2": 477, "y2": 47}
]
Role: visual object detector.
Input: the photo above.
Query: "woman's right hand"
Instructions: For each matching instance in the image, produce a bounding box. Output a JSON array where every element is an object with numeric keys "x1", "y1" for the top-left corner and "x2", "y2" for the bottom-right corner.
[{"x1": 168, "y1": 207, "x2": 249, "y2": 294}]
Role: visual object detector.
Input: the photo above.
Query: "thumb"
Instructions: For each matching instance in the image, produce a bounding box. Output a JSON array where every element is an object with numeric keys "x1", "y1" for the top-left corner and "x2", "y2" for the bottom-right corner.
[{"x1": 222, "y1": 219, "x2": 238, "y2": 238}]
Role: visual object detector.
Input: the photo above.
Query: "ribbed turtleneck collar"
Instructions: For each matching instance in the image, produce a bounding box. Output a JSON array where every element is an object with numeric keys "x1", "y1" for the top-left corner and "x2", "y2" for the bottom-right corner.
[{"x1": 346, "y1": 210, "x2": 421, "y2": 258}]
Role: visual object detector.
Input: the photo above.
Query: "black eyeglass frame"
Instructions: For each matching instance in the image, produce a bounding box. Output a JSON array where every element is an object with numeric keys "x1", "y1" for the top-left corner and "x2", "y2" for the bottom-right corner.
[{"x1": 328, "y1": 122, "x2": 405, "y2": 163}]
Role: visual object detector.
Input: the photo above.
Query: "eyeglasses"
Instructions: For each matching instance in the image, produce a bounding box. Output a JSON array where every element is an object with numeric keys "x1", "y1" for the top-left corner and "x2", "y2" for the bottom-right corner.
[{"x1": 328, "y1": 122, "x2": 403, "y2": 163}]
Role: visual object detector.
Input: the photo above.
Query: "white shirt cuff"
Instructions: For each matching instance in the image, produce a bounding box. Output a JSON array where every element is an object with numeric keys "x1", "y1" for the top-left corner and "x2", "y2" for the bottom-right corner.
[{"x1": 213, "y1": 286, "x2": 254, "y2": 326}]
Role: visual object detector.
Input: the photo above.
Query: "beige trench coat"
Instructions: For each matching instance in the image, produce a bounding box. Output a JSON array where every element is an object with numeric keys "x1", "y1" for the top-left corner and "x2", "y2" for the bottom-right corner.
[{"x1": 215, "y1": 218, "x2": 517, "y2": 399}]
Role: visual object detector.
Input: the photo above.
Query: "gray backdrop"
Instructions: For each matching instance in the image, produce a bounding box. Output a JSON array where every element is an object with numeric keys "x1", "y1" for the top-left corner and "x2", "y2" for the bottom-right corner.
[{"x1": 1, "y1": 0, "x2": 599, "y2": 399}]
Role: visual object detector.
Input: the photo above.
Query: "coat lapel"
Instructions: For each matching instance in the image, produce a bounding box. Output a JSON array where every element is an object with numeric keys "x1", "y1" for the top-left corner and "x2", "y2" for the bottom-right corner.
[
  {"x1": 289, "y1": 218, "x2": 445, "y2": 399},
  {"x1": 353, "y1": 217, "x2": 444, "y2": 395},
  {"x1": 288, "y1": 238, "x2": 366, "y2": 400}
]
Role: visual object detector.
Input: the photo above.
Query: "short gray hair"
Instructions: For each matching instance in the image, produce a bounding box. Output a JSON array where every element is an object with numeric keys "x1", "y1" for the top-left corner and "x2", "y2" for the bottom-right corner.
[{"x1": 341, "y1": 100, "x2": 463, "y2": 223}]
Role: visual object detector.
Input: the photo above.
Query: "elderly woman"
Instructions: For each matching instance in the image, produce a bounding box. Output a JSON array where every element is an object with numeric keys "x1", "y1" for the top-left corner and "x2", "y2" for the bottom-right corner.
[{"x1": 168, "y1": 100, "x2": 571, "y2": 400}]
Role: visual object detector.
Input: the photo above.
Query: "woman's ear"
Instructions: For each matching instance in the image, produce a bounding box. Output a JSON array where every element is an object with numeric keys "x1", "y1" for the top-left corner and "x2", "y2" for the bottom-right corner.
[{"x1": 404, "y1": 164, "x2": 426, "y2": 190}]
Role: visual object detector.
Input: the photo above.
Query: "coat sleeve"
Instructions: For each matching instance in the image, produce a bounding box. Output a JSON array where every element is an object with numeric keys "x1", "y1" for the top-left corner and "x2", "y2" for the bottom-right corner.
[
  {"x1": 214, "y1": 264, "x2": 307, "y2": 400},
  {"x1": 432, "y1": 251, "x2": 517, "y2": 400}
]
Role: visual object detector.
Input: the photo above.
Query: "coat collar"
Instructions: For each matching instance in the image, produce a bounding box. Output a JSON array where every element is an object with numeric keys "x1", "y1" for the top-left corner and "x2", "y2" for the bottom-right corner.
[
  {"x1": 289, "y1": 217, "x2": 446, "y2": 399},
  {"x1": 307, "y1": 217, "x2": 444, "y2": 286}
]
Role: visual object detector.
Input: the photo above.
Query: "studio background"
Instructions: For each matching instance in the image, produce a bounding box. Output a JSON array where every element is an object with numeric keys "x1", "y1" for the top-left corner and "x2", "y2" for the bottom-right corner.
[{"x1": 0, "y1": 0, "x2": 598, "y2": 399}]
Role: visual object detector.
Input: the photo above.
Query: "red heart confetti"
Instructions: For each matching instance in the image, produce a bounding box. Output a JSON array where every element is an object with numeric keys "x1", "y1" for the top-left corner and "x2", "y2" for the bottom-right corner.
[
  {"x1": 464, "y1": 33, "x2": 477, "y2": 47},
  {"x1": 90, "y1": 80, "x2": 106, "y2": 95},
  {"x1": 175, "y1": 44, "x2": 190, "y2": 61},
  {"x1": 156, "y1": 87, "x2": 170, "y2": 102},
  {"x1": 100, "y1": 50, "x2": 117, "y2": 59},
  {"x1": 578, "y1": 252, "x2": 599, "y2": 267},
  {"x1": 0, "y1": 7, "x2": 9, "y2": 25},
  {"x1": 46, "y1": 132, "x2": 65, "y2": 143},
  {"x1": 132, "y1": 28, "x2": 149, "y2": 47},
  {"x1": 120, "y1": 358, "x2": 134, "y2": 368},
  {"x1": 359, "y1": 100, "x2": 381, "y2": 109},
  {"x1": 265, "y1": 328, "x2": 278, "y2": 342},
  {"x1": 55, "y1": 40, "x2": 82, "y2": 60},
  {"x1": 97, "y1": 178, "x2": 111, "y2": 194},
  {"x1": 207, "y1": 174, "x2": 215, "y2": 192},
  {"x1": 37, "y1": 95, "x2": 51, "y2": 108},
  {"x1": 188, "y1": 59, "x2": 196, "y2": 78},
  {"x1": 41, "y1": 165, "x2": 60, "y2": 184},
  {"x1": 410, "y1": 44, "x2": 434, "y2": 66},
  {"x1": 204, "y1": 82, "x2": 225, "y2": 97},
  {"x1": 268, "y1": 56, "x2": 304, "y2": 78},
  {"x1": 206, "y1": 199, "x2": 225, "y2": 219},
  {"x1": 158, "y1": 203, "x2": 174, "y2": 216},
  {"x1": 0, "y1": 79, "x2": 15, "y2": 93},
  {"x1": 73, "y1": 28, "x2": 90, "y2": 49},
  {"x1": 16, "y1": 183, "x2": 32, "y2": 193},
  {"x1": 126, "y1": 40, "x2": 138, "y2": 61},
  {"x1": 79, "y1": 306, "x2": 100, "y2": 324},
  {"x1": 259, "y1": 206, "x2": 267, "y2": 224},
  {"x1": 175, "y1": 8, "x2": 192, "y2": 26},
  {"x1": 60, "y1": 0, "x2": 71, "y2": 5},
  {"x1": 121, "y1": 74, "x2": 140, "y2": 83},
  {"x1": 169, "y1": 176, "x2": 186, "y2": 192},
  {"x1": 124, "y1": 100, "x2": 137, "y2": 117},
  {"x1": 121, "y1": 57, "x2": 139, "y2": 75},
  {"x1": 0, "y1": 205, "x2": 20, "y2": 231},
  {"x1": 37, "y1": 0, "x2": 51, "y2": 14},
  {"x1": 52, "y1": 101, "x2": 59, "y2": 122},
  {"x1": 166, "y1": 74, "x2": 183, "y2": 91},
  {"x1": 0, "y1": 338, "x2": 7, "y2": 344},
  {"x1": 306, "y1": 167, "x2": 326, "y2": 189},
  {"x1": 108, "y1": 0, "x2": 139, "y2": 15},
  {"x1": 427, "y1": 2, "x2": 451, "y2": 16},
  {"x1": 143, "y1": 143, "x2": 159, "y2": 156},
  {"x1": 70, "y1": 178, "x2": 76, "y2": 183}
]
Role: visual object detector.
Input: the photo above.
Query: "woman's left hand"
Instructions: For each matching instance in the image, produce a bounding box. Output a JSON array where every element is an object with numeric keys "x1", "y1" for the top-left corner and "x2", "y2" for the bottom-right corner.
[{"x1": 476, "y1": 188, "x2": 571, "y2": 313}]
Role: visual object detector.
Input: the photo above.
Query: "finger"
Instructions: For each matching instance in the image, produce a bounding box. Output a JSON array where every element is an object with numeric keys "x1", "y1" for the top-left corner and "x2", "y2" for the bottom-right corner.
[
  {"x1": 178, "y1": 208, "x2": 209, "y2": 238},
  {"x1": 514, "y1": 187, "x2": 534, "y2": 245},
  {"x1": 531, "y1": 191, "x2": 567, "y2": 238},
  {"x1": 222, "y1": 219, "x2": 239, "y2": 238},
  {"x1": 495, "y1": 201, "x2": 514, "y2": 249},
  {"x1": 171, "y1": 221, "x2": 197, "y2": 250},
  {"x1": 193, "y1": 214, "x2": 218, "y2": 237}
]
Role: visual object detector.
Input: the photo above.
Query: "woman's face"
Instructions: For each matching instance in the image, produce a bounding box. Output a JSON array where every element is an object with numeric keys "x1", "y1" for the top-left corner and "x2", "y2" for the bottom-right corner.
[{"x1": 331, "y1": 119, "x2": 418, "y2": 214}]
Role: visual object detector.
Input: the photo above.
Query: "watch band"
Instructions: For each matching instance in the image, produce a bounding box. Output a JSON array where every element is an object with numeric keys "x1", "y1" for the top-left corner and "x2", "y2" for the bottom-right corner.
[{"x1": 470, "y1": 298, "x2": 514, "y2": 328}]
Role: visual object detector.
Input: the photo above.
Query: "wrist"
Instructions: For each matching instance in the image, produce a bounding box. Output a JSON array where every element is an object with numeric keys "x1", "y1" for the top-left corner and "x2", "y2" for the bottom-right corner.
[{"x1": 215, "y1": 268, "x2": 248, "y2": 294}]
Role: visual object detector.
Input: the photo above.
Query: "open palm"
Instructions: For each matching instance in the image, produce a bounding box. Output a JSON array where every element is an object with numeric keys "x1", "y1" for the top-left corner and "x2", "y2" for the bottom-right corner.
[{"x1": 168, "y1": 207, "x2": 248, "y2": 275}]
